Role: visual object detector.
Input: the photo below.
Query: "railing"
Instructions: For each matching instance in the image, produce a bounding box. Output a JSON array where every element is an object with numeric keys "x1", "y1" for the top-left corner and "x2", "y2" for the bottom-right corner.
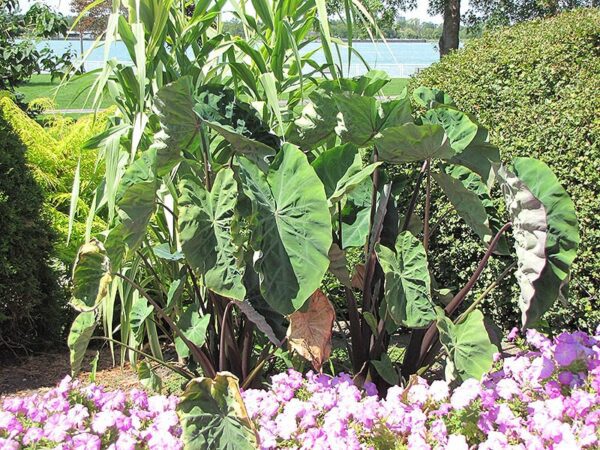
[{"x1": 79, "y1": 61, "x2": 431, "y2": 77}]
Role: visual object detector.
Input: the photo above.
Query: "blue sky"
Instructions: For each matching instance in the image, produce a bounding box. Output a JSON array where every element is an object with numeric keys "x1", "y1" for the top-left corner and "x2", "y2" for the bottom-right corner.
[{"x1": 18, "y1": 0, "x2": 469, "y2": 24}]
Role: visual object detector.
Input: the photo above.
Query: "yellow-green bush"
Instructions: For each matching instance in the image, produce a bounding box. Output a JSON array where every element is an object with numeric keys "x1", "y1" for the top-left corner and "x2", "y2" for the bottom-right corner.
[
  {"x1": 0, "y1": 97, "x2": 109, "y2": 265},
  {"x1": 412, "y1": 9, "x2": 600, "y2": 332}
]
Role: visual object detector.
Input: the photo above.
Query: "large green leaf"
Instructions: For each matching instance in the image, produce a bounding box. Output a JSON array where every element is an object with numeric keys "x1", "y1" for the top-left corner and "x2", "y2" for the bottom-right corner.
[
  {"x1": 433, "y1": 165, "x2": 492, "y2": 248},
  {"x1": 378, "y1": 97, "x2": 413, "y2": 130},
  {"x1": 437, "y1": 308, "x2": 498, "y2": 381},
  {"x1": 179, "y1": 168, "x2": 245, "y2": 300},
  {"x1": 376, "y1": 231, "x2": 436, "y2": 328},
  {"x1": 424, "y1": 107, "x2": 479, "y2": 152},
  {"x1": 237, "y1": 144, "x2": 332, "y2": 315},
  {"x1": 175, "y1": 306, "x2": 211, "y2": 360},
  {"x1": 68, "y1": 311, "x2": 97, "y2": 376},
  {"x1": 311, "y1": 143, "x2": 381, "y2": 206},
  {"x1": 412, "y1": 86, "x2": 455, "y2": 108},
  {"x1": 108, "y1": 149, "x2": 158, "y2": 268},
  {"x1": 71, "y1": 239, "x2": 112, "y2": 311},
  {"x1": 342, "y1": 205, "x2": 370, "y2": 249},
  {"x1": 152, "y1": 77, "x2": 199, "y2": 176},
  {"x1": 286, "y1": 90, "x2": 338, "y2": 148},
  {"x1": 334, "y1": 93, "x2": 379, "y2": 146},
  {"x1": 450, "y1": 141, "x2": 500, "y2": 189},
  {"x1": 435, "y1": 164, "x2": 509, "y2": 254},
  {"x1": 375, "y1": 123, "x2": 454, "y2": 163},
  {"x1": 500, "y1": 158, "x2": 579, "y2": 328},
  {"x1": 178, "y1": 373, "x2": 257, "y2": 450}
]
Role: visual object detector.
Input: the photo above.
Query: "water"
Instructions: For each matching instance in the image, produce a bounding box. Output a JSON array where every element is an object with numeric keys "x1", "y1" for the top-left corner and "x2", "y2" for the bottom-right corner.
[{"x1": 38, "y1": 39, "x2": 439, "y2": 77}]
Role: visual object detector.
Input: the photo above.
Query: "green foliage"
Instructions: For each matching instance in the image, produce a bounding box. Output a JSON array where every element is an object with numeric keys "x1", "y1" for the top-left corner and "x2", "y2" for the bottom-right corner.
[
  {"x1": 0, "y1": 97, "x2": 109, "y2": 265},
  {"x1": 0, "y1": 103, "x2": 64, "y2": 350},
  {"x1": 413, "y1": 9, "x2": 600, "y2": 332}
]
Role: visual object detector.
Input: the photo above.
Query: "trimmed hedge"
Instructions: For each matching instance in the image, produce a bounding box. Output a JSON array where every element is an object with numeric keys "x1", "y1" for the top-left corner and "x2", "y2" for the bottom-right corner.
[
  {"x1": 412, "y1": 9, "x2": 600, "y2": 332},
  {"x1": 0, "y1": 106, "x2": 63, "y2": 350}
]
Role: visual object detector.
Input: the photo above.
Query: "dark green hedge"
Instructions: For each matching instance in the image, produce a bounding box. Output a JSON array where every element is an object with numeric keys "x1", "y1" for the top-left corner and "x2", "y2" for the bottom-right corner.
[
  {"x1": 412, "y1": 8, "x2": 600, "y2": 332},
  {"x1": 0, "y1": 107, "x2": 64, "y2": 351}
]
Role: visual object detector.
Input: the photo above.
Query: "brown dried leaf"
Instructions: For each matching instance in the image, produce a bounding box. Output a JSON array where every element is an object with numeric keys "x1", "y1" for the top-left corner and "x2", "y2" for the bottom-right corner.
[{"x1": 287, "y1": 290, "x2": 335, "y2": 371}]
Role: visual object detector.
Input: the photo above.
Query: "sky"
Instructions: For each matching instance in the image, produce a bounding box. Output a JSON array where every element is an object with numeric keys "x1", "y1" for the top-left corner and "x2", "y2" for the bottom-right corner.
[{"x1": 17, "y1": 0, "x2": 469, "y2": 24}]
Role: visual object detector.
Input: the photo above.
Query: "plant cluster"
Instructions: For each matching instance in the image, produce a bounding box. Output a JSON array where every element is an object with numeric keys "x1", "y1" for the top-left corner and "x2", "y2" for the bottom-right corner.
[
  {"x1": 0, "y1": 377, "x2": 182, "y2": 449},
  {"x1": 413, "y1": 8, "x2": 600, "y2": 333},
  {"x1": 242, "y1": 327, "x2": 600, "y2": 449}
]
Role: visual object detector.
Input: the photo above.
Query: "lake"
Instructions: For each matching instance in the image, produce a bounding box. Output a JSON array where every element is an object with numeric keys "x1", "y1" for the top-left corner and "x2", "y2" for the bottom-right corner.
[{"x1": 39, "y1": 39, "x2": 440, "y2": 78}]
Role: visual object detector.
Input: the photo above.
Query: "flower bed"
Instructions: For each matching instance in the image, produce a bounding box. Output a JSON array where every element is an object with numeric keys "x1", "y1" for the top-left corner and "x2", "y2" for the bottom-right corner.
[
  {"x1": 242, "y1": 328, "x2": 600, "y2": 449},
  {"x1": 2, "y1": 328, "x2": 598, "y2": 449},
  {"x1": 0, "y1": 379, "x2": 182, "y2": 449}
]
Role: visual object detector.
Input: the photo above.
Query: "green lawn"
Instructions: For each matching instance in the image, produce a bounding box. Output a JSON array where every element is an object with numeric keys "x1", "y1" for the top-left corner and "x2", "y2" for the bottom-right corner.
[
  {"x1": 16, "y1": 74, "x2": 112, "y2": 110},
  {"x1": 17, "y1": 74, "x2": 409, "y2": 111}
]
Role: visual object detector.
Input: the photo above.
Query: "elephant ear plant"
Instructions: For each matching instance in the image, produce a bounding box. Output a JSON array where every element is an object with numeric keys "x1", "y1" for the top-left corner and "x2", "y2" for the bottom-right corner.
[{"x1": 67, "y1": 73, "x2": 579, "y2": 445}]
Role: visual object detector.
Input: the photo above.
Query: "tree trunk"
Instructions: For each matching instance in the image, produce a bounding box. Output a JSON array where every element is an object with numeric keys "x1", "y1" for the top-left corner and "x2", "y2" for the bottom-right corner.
[{"x1": 439, "y1": 0, "x2": 461, "y2": 57}]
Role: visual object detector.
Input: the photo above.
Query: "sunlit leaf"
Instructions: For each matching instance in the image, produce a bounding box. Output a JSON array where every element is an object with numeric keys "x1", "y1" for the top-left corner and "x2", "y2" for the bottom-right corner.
[
  {"x1": 68, "y1": 311, "x2": 97, "y2": 376},
  {"x1": 375, "y1": 123, "x2": 454, "y2": 163},
  {"x1": 175, "y1": 306, "x2": 211, "y2": 360},
  {"x1": 178, "y1": 373, "x2": 257, "y2": 450},
  {"x1": 237, "y1": 144, "x2": 332, "y2": 314},
  {"x1": 71, "y1": 239, "x2": 112, "y2": 312}
]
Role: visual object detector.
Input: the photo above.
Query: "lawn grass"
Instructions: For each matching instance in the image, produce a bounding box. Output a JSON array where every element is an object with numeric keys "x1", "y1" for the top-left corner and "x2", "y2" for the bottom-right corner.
[
  {"x1": 17, "y1": 74, "x2": 409, "y2": 112},
  {"x1": 16, "y1": 73, "x2": 112, "y2": 110}
]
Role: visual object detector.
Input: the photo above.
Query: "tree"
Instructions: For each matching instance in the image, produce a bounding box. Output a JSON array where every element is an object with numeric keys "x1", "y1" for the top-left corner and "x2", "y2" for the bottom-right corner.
[
  {"x1": 0, "y1": 1, "x2": 72, "y2": 91},
  {"x1": 464, "y1": 0, "x2": 598, "y2": 29},
  {"x1": 70, "y1": 0, "x2": 126, "y2": 36}
]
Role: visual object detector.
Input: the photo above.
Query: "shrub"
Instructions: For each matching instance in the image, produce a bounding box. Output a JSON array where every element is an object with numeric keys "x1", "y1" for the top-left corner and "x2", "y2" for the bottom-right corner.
[
  {"x1": 412, "y1": 9, "x2": 600, "y2": 333},
  {"x1": 0, "y1": 97, "x2": 109, "y2": 265},
  {"x1": 0, "y1": 106, "x2": 64, "y2": 350}
]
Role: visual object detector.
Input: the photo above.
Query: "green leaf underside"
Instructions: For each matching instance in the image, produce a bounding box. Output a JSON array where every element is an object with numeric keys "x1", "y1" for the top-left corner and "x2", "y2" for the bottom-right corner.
[
  {"x1": 68, "y1": 311, "x2": 97, "y2": 376},
  {"x1": 437, "y1": 308, "x2": 498, "y2": 381},
  {"x1": 71, "y1": 240, "x2": 111, "y2": 312},
  {"x1": 237, "y1": 144, "x2": 333, "y2": 315},
  {"x1": 178, "y1": 373, "x2": 257, "y2": 450},
  {"x1": 179, "y1": 168, "x2": 245, "y2": 300},
  {"x1": 376, "y1": 231, "x2": 436, "y2": 328},
  {"x1": 501, "y1": 158, "x2": 579, "y2": 328},
  {"x1": 375, "y1": 123, "x2": 454, "y2": 163}
]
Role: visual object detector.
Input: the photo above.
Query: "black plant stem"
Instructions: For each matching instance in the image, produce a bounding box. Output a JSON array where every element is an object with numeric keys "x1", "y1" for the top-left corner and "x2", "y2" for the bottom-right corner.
[
  {"x1": 423, "y1": 159, "x2": 432, "y2": 252},
  {"x1": 241, "y1": 319, "x2": 254, "y2": 380},
  {"x1": 200, "y1": 126, "x2": 212, "y2": 190},
  {"x1": 417, "y1": 221, "x2": 513, "y2": 369},
  {"x1": 219, "y1": 300, "x2": 236, "y2": 371},
  {"x1": 113, "y1": 272, "x2": 216, "y2": 378},
  {"x1": 401, "y1": 160, "x2": 428, "y2": 232}
]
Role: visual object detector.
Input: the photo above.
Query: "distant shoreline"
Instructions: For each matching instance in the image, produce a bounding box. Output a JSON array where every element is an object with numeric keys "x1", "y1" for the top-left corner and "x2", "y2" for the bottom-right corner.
[{"x1": 58, "y1": 35, "x2": 431, "y2": 44}]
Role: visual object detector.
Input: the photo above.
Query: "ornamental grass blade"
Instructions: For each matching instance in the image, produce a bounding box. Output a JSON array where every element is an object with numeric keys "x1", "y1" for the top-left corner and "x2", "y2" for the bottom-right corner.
[{"x1": 287, "y1": 290, "x2": 335, "y2": 371}]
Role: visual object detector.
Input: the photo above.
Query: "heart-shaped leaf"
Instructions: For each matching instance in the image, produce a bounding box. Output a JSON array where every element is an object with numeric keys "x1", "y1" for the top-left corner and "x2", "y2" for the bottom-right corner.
[
  {"x1": 312, "y1": 143, "x2": 381, "y2": 206},
  {"x1": 179, "y1": 168, "x2": 245, "y2": 300},
  {"x1": 71, "y1": 239, "x2": 112, "y2": 312},
  {"x1": 178, "y1": 373, "x2": 257, "y2": 450},
  {"x1": 376, "y1": 231, "x2": 436, "y2": 328},
  {"x1": 437, "y1": 308, "x2": 498, "y2": 381},
  {"x1": 67, "y1": 311, "x2": 97, "y2": 376},
  {"x1": 375, "y1": 123, "x2": 454, "y2": 163},
  {"x1": 424, "y1": 107, "x2": 478, "y2": 152},
  {"x1": 175, "y1": 306, "x2": 211, "y2": 360},
  {"x1": 237, "y1": 144, "x2": 332, "y2": 315}
]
